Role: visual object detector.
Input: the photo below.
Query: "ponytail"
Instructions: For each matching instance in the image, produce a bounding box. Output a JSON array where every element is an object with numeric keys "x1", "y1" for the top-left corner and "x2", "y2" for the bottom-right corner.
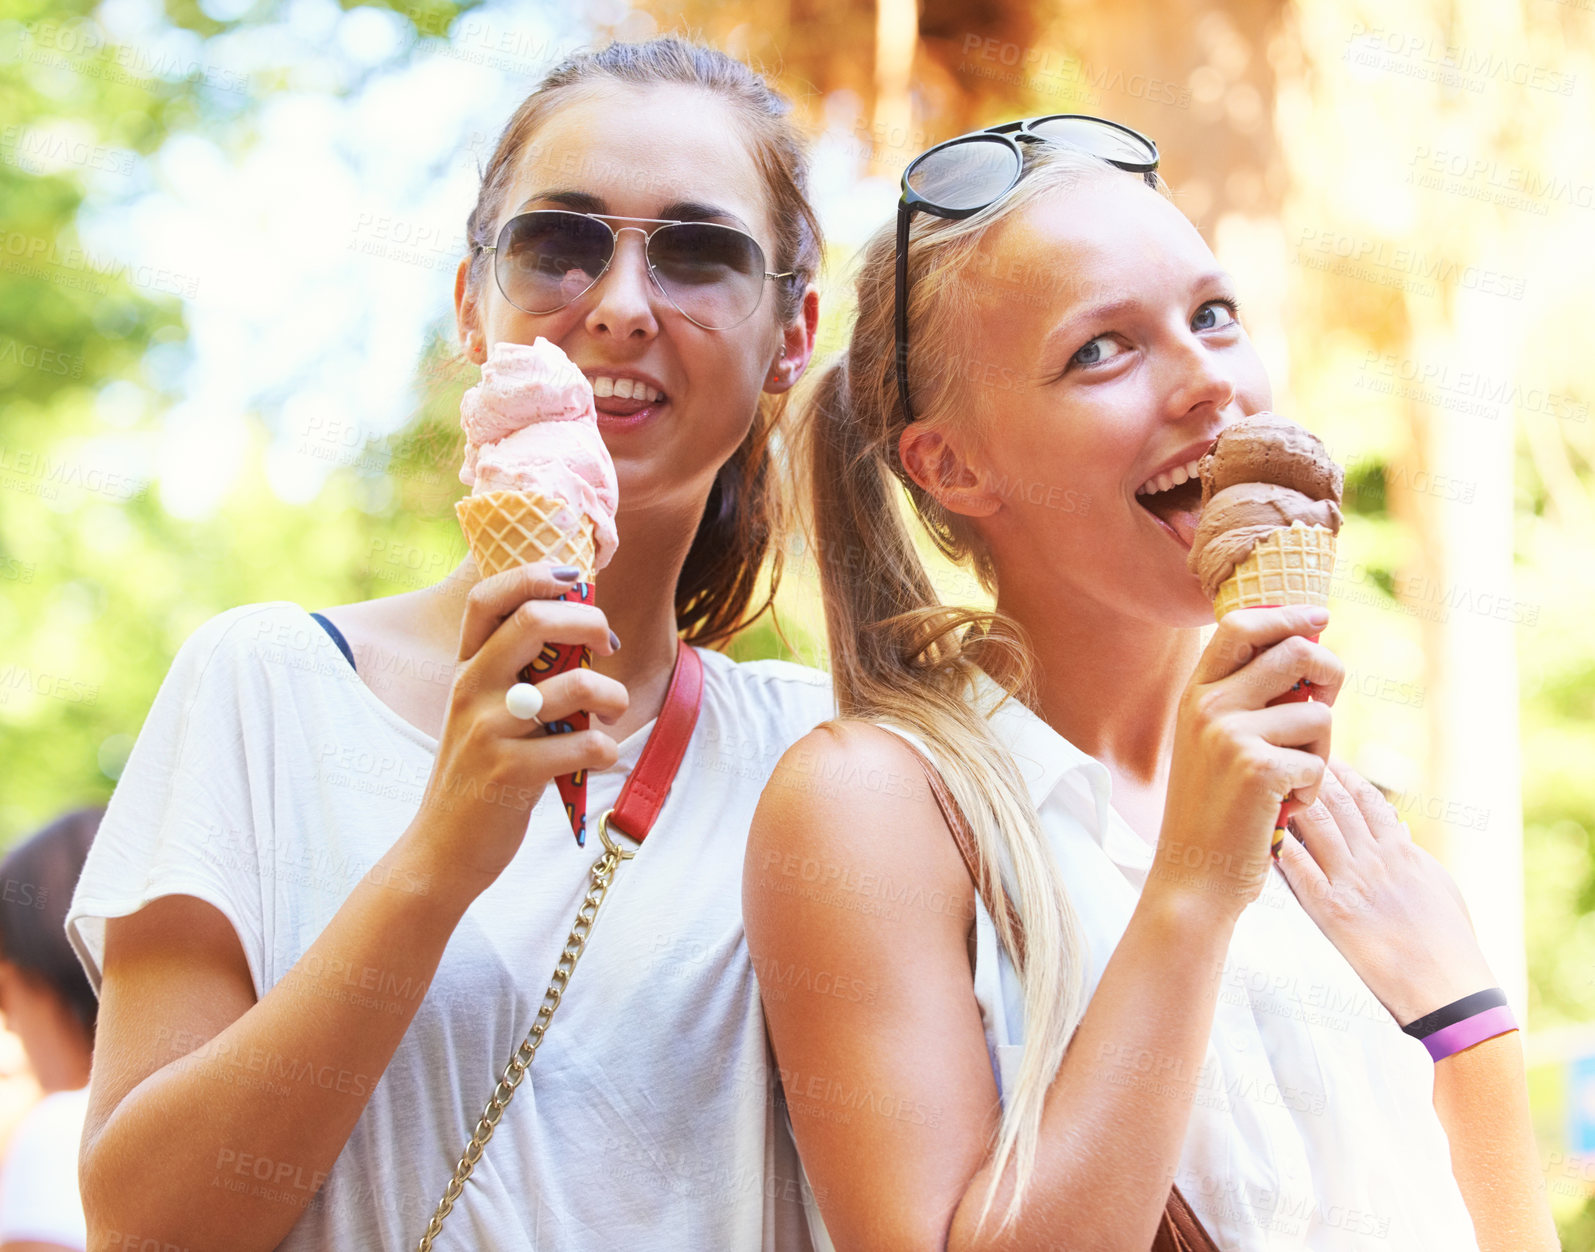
[{"x1": 800, "y1": 145, "x2": 1156, "y2": 1233}]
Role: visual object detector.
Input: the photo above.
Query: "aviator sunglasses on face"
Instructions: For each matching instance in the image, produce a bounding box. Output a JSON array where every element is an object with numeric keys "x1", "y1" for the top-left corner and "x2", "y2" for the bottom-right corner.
[
  {"x1": 475, "y1": 209, "x2": 796, "y2": 331},
  {"x1": 894, "y1": 114, "x2": 1160, "y2": 421}
]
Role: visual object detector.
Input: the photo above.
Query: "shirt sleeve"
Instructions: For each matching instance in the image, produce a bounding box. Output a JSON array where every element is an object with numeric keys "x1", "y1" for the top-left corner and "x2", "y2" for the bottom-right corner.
[
  {"x1": 0, "y1": 1089, "x2": 90, "y2": 1246},
  {"x1": 65, "y1": 605, "x2": 272, "y2": 1001}
]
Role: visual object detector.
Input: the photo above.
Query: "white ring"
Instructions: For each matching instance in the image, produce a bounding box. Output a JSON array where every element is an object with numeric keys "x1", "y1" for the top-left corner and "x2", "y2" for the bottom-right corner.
[{"x1": 505, "y1": 681, "x2": 544, "y2": 721}]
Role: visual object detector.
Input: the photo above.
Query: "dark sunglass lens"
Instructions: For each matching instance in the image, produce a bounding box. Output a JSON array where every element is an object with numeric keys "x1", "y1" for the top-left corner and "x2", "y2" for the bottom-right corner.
[
  {"x1": 649, "y1": 223, "x2": 766, "y2": 329},
  {"x1": 499, "y1": 212, "x2": 613, "y2": 312},
  {"x1": 906, "y1": 137, "x2": 1019, "y2": 211},
  {"x1": 1028, "y1": 117, "x2": 1156, "y2": 167}
]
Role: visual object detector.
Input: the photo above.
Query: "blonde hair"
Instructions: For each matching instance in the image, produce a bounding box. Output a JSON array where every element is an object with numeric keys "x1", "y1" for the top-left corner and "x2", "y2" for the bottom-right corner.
[{"x1": 802, "y1": 144, "x2": 1172, "y2": 1231}]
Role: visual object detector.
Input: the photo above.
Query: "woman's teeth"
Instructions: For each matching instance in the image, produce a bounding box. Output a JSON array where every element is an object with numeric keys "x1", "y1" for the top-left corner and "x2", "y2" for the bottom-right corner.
[
  {"x1": 591, "y1": 376, "x2": 664, "y2": 402},
  {"x1": 1135, "y1": 457, "x2": 1204, "y2": 498}
]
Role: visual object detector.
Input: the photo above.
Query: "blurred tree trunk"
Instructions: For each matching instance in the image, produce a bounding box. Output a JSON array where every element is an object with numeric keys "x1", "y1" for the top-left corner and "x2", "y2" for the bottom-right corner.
[
  {"x1": 1406, "y1": 302, "x2": 1528, "y2": 1016},
  {"x1": 1395, "y1": 0, "x2": 1531, "y2": 1017},
  {"x1": 871, "y1": 0, "x2": 917, "y2": 177}
]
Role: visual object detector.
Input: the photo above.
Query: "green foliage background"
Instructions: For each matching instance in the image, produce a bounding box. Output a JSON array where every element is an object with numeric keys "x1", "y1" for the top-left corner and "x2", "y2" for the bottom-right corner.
[{"x1": 1, "y1": 0, "x2": 477, "y2": 831}]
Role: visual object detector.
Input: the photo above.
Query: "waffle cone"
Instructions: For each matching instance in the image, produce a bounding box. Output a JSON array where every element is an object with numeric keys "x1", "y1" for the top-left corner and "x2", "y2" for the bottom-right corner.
[
  {"x1": 455, "y1": 489, "x2": 598, "y2": 581},
  {"x1": 1212, "y1": 521, "x2": 1338, "y2": 620}
]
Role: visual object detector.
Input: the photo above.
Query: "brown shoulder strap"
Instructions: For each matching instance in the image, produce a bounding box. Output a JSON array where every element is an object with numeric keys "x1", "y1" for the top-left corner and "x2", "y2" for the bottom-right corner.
[
  {"x1": 894, "y1": 731, "x2": 1225, "y2": 1252},
  {"x1": 896, "y1": 735, "x2": 1027, "y2": 970},
  {"x1": 1156, "y1": 1184, "x2": 1224, "y2": 1252}
]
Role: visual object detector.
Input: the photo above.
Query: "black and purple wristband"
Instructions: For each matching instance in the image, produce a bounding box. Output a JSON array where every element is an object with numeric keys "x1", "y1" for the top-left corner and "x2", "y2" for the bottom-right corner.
[{"x1": 1400, "y1": 987, "x2": 1518, "y2": 1062}]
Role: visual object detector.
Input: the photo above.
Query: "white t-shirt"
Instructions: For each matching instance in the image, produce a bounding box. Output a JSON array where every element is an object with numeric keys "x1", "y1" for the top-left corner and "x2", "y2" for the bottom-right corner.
[
  {"x1": 0, "y1": 1085, "x2": 90, "y2": 1249},
  {"x1": 66, "y1": 602, "x2": 834, "y2": 1251},
  {"x1": 805, "y1": 673, "x2": 1480, "y2": 1252}
]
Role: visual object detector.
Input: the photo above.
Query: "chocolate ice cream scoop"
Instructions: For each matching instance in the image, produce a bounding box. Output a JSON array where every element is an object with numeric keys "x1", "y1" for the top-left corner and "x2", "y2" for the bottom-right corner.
[
  {"x1": 1186, "y1": 414, "x2": 1345, "y2": 597},
  {"x1": 1189, "y1": 483, "x2": 1343, "y2": 599},
  {"x1": 1196, "y1": 412, "x2": 1344, "y2": 508}
]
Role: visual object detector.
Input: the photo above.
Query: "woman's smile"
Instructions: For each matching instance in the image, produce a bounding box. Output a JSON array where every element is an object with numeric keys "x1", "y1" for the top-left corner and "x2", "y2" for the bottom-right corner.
[
  {"x1": 1135, "y1": 477, "x2": 1204, "y2": 549},
  {"x1": 951, "y1": 174, "x2": 1271, "y2": 618},
  {"x1": 1132, "y1": 435, "x2": 1223, "y2": 549},
  {"x1": 583, "y1": 367, "x2": 670, "y2": 431}
]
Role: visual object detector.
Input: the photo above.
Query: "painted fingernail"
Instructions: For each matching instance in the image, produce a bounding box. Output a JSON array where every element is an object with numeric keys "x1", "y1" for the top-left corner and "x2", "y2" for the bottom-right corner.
[
  {"x1": 551, "y1": 565, "x2": 581, "y2": 581},
  {"x1": 608, "y1": 629, "x2": 621, "y2": 651}
]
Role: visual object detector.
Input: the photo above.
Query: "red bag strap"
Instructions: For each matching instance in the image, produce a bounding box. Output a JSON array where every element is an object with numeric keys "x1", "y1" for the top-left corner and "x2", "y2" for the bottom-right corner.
[{"x1": 605, "y1": 638, "x2": 703, "y2": 844}]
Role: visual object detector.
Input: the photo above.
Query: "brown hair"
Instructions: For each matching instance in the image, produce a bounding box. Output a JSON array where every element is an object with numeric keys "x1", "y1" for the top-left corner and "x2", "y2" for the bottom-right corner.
[
  {"x1": 459, "y1": 38, "x2": 823, "y2": 647},
  {"x1": 0, "y1": 806, "x2": 102, "y2": 1044}
]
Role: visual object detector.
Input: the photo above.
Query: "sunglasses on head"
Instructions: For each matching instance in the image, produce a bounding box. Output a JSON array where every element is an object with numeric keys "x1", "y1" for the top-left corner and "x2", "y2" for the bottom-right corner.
[
  {"x1": 894, "y1": 114, "x2": 1160, "y2": 422},
  {"x1": 476, "y1": 209, "x2": 796, "y2": 332}
]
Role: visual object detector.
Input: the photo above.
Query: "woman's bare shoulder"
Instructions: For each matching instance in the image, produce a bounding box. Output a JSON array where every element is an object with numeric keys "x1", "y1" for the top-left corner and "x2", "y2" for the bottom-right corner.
[
  {"x1": 744, "y1": 721, "x2": 995, "y2": 1249},
  {"x1": 748, "y1": 719, "x2": 973, "y2": 915}
]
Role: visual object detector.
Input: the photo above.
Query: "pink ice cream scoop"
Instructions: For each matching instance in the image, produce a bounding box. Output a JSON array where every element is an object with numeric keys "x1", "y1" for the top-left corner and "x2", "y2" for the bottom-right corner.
[{"x1": 458, "y1": 338, "x2": 620, "y2": 569}]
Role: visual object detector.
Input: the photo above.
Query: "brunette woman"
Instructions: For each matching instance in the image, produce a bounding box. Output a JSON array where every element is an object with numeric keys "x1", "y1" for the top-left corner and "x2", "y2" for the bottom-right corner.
[{"x1": 70, "y1": 38, "x2": 830, "y2": 1251}]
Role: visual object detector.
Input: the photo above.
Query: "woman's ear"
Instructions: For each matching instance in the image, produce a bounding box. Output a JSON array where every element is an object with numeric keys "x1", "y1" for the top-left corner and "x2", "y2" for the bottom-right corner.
[
  {"x1": 764, "y1": 286, "x2": 820, "y2": 393},
  {"x1": 455, "y1": 255, "x2": 485, "y2": 364},
  {"x1": 897, "y1": 420, "x2": 1001, "y2": 519}
]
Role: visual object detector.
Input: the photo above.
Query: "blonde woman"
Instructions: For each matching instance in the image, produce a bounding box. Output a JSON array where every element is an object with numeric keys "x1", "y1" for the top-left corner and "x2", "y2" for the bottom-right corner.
[{"x1": 745, "y1": 119, "x2": 1555, "y2": 1251}]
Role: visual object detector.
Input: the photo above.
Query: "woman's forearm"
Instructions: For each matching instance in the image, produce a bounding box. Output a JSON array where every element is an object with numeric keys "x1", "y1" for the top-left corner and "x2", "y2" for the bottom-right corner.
[
  {"x1": 81, "y1": 829, "x2": 478, "y2": 1252},
  {"x1": 1430, "y1": 1030, "x2": 1559, "y2": 1252},
  {"x1": 949, "y1": 884, "x2": 1238, "y2": 1252}
]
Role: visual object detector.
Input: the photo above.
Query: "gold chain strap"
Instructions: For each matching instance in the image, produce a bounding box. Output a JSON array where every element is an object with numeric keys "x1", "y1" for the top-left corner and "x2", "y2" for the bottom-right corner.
[{"x1": 415, "y1": 811, "x2": 635, "y2": 1252}]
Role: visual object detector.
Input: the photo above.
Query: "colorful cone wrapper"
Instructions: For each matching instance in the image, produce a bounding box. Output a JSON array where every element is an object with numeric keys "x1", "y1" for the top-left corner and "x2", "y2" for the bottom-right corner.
[{"x1": 521, "y1": 579, "x2": 596, "y2": 846}]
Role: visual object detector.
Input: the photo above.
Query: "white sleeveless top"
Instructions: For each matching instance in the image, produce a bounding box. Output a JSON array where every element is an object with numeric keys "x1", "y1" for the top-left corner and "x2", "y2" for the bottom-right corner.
[
  {"x1": 67, "y1": 602, "x2": 834, "y2": 1251},
  {"x1": 803, "y1": 676, "x2": 1479, "y2": 1251}
]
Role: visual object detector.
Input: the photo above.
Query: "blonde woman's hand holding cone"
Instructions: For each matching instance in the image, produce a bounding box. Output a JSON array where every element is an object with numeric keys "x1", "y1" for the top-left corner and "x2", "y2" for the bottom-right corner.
[
  {"x1": 408, "y1": 562, "x2": 626, "y2": 899},
  {"x1": 1150, "y1": 604, "x2": 1345, "y2": 915}
]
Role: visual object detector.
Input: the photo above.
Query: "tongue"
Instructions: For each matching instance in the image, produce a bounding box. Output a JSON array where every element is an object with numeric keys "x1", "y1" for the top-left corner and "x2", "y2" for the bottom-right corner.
[
  {"x1": 1139, "y1": 477, "x2": 1203, "y2": 548},
  {"x1": 1166, "y1": 503, "x2": 1199, "y2": 549},
  {"x1": 595, "y1": 394, "x2": 657, "y2": 417}
]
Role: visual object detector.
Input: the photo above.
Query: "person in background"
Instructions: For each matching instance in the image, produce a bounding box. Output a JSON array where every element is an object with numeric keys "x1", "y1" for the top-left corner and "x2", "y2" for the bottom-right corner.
[{"x1": 0, "y1": 807, "x2": 101, "y2": 1252}]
